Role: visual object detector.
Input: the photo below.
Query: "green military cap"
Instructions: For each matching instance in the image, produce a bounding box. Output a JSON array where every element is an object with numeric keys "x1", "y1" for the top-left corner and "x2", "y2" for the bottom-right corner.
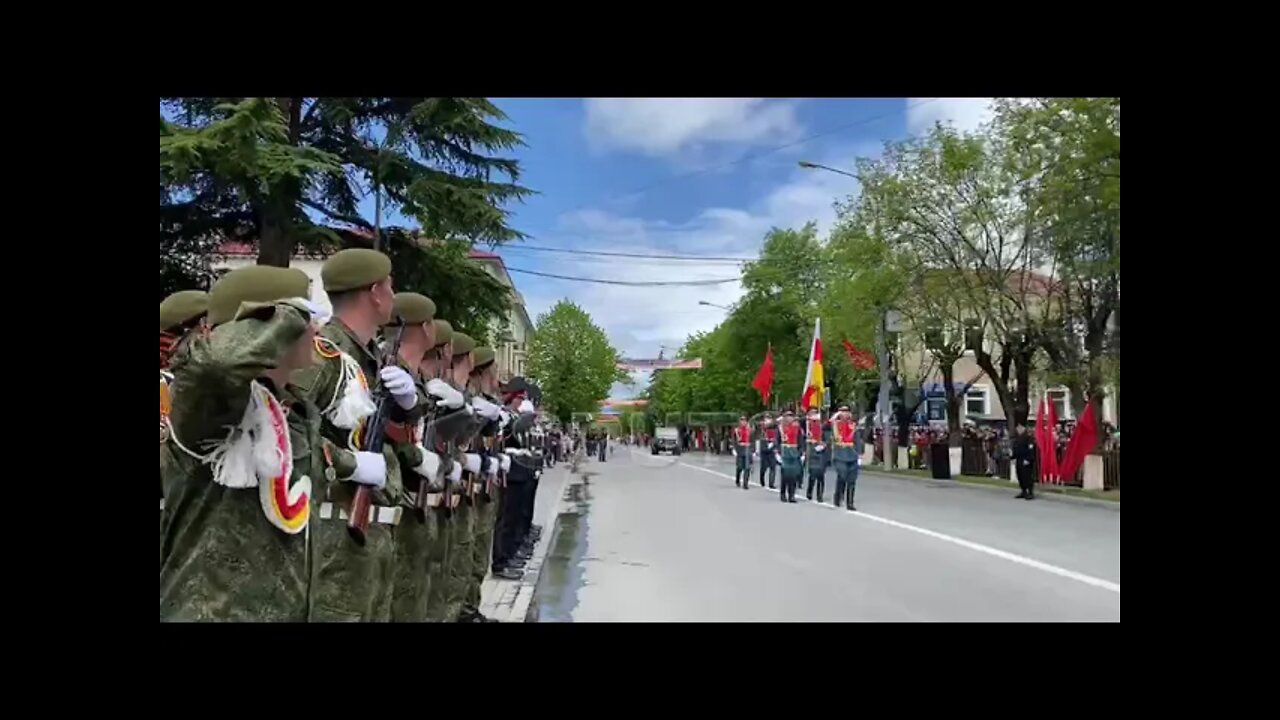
[
  {"x1": 388, "y1": 292, "x2": 436, "y2": 325},
  {"x1": 432, "y1": 319, "x2": 453, "y2": 348},
  {"x1": 159, "y1": 290, "x2": 209, "y2": 331},
  {"x1": 321, "y1": 248, "x2": 392, "y2": 293},
  {"x1": 472, "y1": 346, "x2": 495, "y2": 369},
  {"x1": 450, "y1": 332, "x2": 476, "y2": 356},
  {"x1": 208, "y1": 266, "x2": 310, "y2": 326}
]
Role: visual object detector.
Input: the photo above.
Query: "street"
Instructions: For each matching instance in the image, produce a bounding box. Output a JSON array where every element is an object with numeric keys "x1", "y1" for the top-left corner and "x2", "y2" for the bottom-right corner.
[{"x1": 531, "y1": 448, "x2": 1120, "y2": 622}]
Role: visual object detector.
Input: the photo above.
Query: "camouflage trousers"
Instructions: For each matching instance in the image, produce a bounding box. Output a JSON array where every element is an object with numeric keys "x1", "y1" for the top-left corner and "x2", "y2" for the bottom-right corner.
[
  {"x1": 424, "y1": 510, "x2": 455, "y2": 622},
  {"x1": 390, "y1": 505, "x2": 441, "y2": 623},
  {"x1": 441, "y1": 503, "x2": 476, "y2": 621},
  {"x1": 467, "y1": 486, "x2": 501, "y2": 610},
  {"x1": 309, "y1": 518, "x2": 395, "y2": 623}
]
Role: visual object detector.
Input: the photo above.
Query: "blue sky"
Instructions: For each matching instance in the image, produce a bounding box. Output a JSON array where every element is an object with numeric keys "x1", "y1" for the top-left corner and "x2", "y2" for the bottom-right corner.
[{"x1": 355, "y1": 98, "x2": 998, "y2": 398}]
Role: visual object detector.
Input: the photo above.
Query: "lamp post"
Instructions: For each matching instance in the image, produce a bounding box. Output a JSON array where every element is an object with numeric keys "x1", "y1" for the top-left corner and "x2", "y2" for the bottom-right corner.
[{"x1": 698, "y1": 300, "x2": 731, "y2": 310}]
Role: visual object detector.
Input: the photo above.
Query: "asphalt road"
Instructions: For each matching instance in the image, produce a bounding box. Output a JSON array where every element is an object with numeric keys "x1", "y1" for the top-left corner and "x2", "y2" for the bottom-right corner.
[{"x1": 535, "y1": 447, "x2": 1120, "y2": 622}]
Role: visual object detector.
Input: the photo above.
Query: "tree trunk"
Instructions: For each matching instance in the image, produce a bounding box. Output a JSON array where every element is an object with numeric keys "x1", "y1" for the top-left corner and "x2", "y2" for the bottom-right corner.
[
  {"x1": 940, "y1": 360, "x2": 962, "y2": 446},
  {"x1": 1012, "y1": 351, "x2": 1033, "y2": 427},
  {"x1": 256, "y1": 98, "x2": 303, "y2": 268}
]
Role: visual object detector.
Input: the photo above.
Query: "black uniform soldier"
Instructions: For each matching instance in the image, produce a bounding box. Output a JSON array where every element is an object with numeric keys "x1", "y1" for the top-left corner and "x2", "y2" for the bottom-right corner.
[
  {"x1": 496, "y1": 381, "x2": 542, "y2": 577},
  {"x1": 1011, "y1": 423, "x2": 1036, "y2": 500},
  {"x1": 160, "y1": 267, "x2": 326, "y2": 621}
]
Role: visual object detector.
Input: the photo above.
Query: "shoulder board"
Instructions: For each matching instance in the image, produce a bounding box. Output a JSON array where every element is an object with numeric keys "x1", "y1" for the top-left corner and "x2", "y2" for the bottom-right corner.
[{"x1": 314, "y1": 336, "x2": 342, "y2": 359}]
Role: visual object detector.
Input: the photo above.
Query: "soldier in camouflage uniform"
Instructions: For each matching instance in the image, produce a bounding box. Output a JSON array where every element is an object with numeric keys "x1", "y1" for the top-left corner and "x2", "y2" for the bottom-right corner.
[
  {"x1": 462, "y1": 346, "x2": 505, "y2": 621},
  {"x1": 419, "y1": 319, "x2": 468, "y2": 622},
  {"x1": 160, "y1": 290, "x2": 208, "y2": 554},
  {"x1": 160, "y1": 267, "x2": 328, "y2": 621},
  {"x1": 381, "y1": 293, "x2": 443, "y2": 623},
  {"x1": 291, "y1": 249, "x2": 417, "y2": 623},
  {"x1": 438, "y1": 331, "x2": 482, "y2": 621}
]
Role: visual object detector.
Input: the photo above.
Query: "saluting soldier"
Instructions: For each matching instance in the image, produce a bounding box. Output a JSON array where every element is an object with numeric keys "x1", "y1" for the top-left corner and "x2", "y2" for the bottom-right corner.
[
  {"x1": 160, "y1": 267, "x2": 327, "y2": 621},
  {"x1": 777, "y1": 410, "x2": 805, "y2": 503},
  {"x1": 380, "y1": 293, "x2": 443, "y2": 623},
  {"x1": 291, "y1": 248, "x2": 418, "y2": 623},
  {"x1": 805, "y1": 408, "x2": 832, "y2": 503},
  {"x1": 757, "y1": 414, "x2": 779, "y2": 489},
  {"x1": 731, "y1": 415, "x2": 753, "y2": 489},
  {"x1": 831, "y1": 405, "x2": 861, "y2": 511},
  {"x1": 160, "y1": 290, "x2": 209, "y2": 551}
]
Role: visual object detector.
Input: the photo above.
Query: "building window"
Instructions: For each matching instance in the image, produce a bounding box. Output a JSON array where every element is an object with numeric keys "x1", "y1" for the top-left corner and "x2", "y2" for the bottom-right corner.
[
  {"x1": 1047, "y1": 388, "x2": 1070, "y2": 420},
  {"x1": 965, "y1": 385, "x2": 989, "y2": 417}
]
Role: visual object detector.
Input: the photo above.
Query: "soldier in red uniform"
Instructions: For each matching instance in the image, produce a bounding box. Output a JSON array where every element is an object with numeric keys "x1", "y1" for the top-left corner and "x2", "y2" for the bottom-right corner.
[
  {"x1": 831, "y1": 405, "x2": 862, "y2": 510},
  {"x1": 756, "y1": 414, "x2": 779, "y2": 489},
  {"x1": 731, "y1": 416, "x2": 753, "y2": 489},
  {"x1": 777, "y1": 410, "x2": 805, "y2": 503}
]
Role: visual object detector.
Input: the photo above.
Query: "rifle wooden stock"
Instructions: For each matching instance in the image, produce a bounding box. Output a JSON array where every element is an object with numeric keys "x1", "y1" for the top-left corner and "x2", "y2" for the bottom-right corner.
[{"x1": 347, "y1": 322, "x2": 406, "y2": 546}]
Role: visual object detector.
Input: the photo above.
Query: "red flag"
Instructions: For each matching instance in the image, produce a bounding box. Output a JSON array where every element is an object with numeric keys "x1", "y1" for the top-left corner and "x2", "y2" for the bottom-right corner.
[
  {"x1": 841, "y1": 338, "x2": 875, "y2": 370},
  {"x1": 751, "y1": 344, "x2": 775, "y2": 405},
  {"x1": 1058, "y1": 399, "x2": 1099, "y2": 482},
  {"x1": 1035, "y1": 397, "x2": 1061, "y2": 484}
]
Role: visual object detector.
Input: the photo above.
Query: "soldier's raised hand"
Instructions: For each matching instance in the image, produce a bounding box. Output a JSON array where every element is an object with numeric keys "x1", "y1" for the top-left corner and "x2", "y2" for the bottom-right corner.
[{"x1": 379, "y1": 366, "x2": 418, "y2": 410}]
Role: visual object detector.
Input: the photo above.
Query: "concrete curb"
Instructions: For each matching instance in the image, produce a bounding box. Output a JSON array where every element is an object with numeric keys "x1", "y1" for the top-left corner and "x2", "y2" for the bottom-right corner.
[
  {"x1": 861, "y1": 469, "x2": 1121, "y2": 509},
  {"x1": 479, "y1": 465, "x2": 573, "y2": 622}
]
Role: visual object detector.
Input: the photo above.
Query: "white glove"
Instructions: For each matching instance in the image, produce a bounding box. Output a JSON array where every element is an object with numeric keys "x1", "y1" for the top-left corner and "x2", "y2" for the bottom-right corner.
[
  {"x1": 499, "y1": 455, "x2": 511, "y2": 472},
  {"x1": 816, "y1": 444, "x2": 826, "y2": 453},
  {"x1": 472, "y1": 397, "x2": 501, "y2": 420},
  {"x1": 352, "y1": 451, "x2": 387, "y2": 489},
  {"x1": 486, "y1": 460, "x2": 500, "y2": 478},
  {"x1": 505, "y1": 448, "x2": 533, "y2": 457},
  {"x1": 425, "y1": 379, "x2": 465, "y2": 409},
  {"x1": 768, "y1": 442, "x2": 775, "y2": 451},
  {"x1": 450, "y1": 460, "x2": 463, "y2": 483},
  {"x1": 379, "y1": 367, "x2": 418, "y2": 410},
  {"x1": 413, "y1": 449, "x2": 441, "y2": 480},
  {"x1": 464, "y1": 453, "x2": 483, "y2": 475},
  {"x1": 518, "y1": 399, "x2": 534, "y2": 415}
]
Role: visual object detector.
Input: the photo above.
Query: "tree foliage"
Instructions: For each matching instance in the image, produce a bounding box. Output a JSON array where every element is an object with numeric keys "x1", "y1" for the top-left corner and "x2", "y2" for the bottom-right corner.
[
  {"x1": 159, "y1": 97, "x2": 532, "y2": 336},
  {"x1": 526, "y1": 301, "x2": 626, "y2": 426}
]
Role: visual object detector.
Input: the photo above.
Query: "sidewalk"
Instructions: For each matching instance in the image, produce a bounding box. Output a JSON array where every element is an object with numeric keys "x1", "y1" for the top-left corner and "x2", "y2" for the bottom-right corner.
[
  {"x1": 863, "y1": 467, "x2": 1121, "y2": 507},
  {"x1": 478, "y1": 463, "x2": 573, "y2": 622}
]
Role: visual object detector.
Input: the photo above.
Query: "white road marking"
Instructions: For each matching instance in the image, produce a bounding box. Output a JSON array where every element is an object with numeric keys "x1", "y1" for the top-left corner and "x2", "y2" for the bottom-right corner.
[{"x1": 676, "y1": 459, "x2": 1121, "y2": 595}]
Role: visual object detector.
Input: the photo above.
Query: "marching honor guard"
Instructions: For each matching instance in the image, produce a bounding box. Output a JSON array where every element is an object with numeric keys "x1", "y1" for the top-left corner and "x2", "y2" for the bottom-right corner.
[
  {"x1": 160, "y1": 267, "x2": 326, "y2": 621},
  {"x1": 805, "y1": 408, "x2": 832, "y2": 503},
  {"x1": 757, "y1": 414, "x2": 778, "y2": 489},
  {"x1": 777, "y1": 410, "x2": 804, "y2": 503},
  {"x1": 732, "y1": 416, "x2": 753, "y2": 489},
  {"x1": 831, "y1": 405, "x2": 861, "y2": 511}
]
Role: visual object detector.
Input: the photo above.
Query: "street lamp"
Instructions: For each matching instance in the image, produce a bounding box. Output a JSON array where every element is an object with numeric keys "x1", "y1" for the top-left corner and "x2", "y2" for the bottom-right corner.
[
  {"x1": 698, "y1": 300, "x2": 731, "y2": 310},
  {"x1": 800, "y1": 158, "x2": 894, "y2": 469},
  {"x1": 797, "y1": 160, "x2": 858, "y2": 180}
]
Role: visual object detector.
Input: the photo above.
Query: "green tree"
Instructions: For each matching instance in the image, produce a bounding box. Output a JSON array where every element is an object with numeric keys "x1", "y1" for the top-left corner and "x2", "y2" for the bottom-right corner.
[
  {"x1": 526, "y1": 300, "x2": 626, "y2": 426},
  {"x1": 995, "y1": 97, "x2": 1120, "y2": 442},
  {"x1": 160, "y1": 98, "x2": 531, "y2": 334}
]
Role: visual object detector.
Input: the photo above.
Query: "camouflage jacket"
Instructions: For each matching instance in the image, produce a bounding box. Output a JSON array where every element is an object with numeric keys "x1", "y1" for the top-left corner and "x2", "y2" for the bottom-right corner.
[
  {"x1": 385, "y1": 358, "x2": 440, "y2": 501},
  {"x1": 160, "y1": 307, "x2": 322, "y2": 622},
  {"x1": 291, "y1": 319, "x2": 401, "y2": 507}
]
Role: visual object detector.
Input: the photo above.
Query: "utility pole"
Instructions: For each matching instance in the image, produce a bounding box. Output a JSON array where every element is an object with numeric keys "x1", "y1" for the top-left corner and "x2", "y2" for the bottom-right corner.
[{"x1": 875, "y1": 307, "x2": 892, "y2": 469}]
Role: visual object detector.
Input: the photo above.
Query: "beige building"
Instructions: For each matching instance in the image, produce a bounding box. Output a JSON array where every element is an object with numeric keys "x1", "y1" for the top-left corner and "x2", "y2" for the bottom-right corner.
[
  {"x1": 212, "y1": 241, "x2": 534, "y2": 382},
  {"x1": 892, "y1": 271, "x2": 1118, "y2": 426}
]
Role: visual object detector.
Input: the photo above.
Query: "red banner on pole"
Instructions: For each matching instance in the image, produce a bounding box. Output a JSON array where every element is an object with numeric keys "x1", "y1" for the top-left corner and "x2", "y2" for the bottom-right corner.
[{"x1": 751, "y1": 344, "x2": 775, "y2": 405}]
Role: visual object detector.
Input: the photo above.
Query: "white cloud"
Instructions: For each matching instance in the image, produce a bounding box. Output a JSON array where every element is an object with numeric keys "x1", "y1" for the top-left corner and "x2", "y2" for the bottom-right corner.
[
  {"x1": 583, "y1": 98, "x2": 802, "y2": 158},
  {"x1": 521, "y1": 146, "x2": 877, "y2": 395},
  {"x1": 906, "y1": 98, "x2": 995, "y2": 135}
]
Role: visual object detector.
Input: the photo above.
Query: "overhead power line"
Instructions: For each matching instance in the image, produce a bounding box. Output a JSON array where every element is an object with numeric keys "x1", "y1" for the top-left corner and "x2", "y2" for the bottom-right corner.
[
  {"x1": 502, "y1": 244, "x2": 755, "y2": 262},
  {"x1": 505, "y1": 266, "x2": 740, "y2": 286}
]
